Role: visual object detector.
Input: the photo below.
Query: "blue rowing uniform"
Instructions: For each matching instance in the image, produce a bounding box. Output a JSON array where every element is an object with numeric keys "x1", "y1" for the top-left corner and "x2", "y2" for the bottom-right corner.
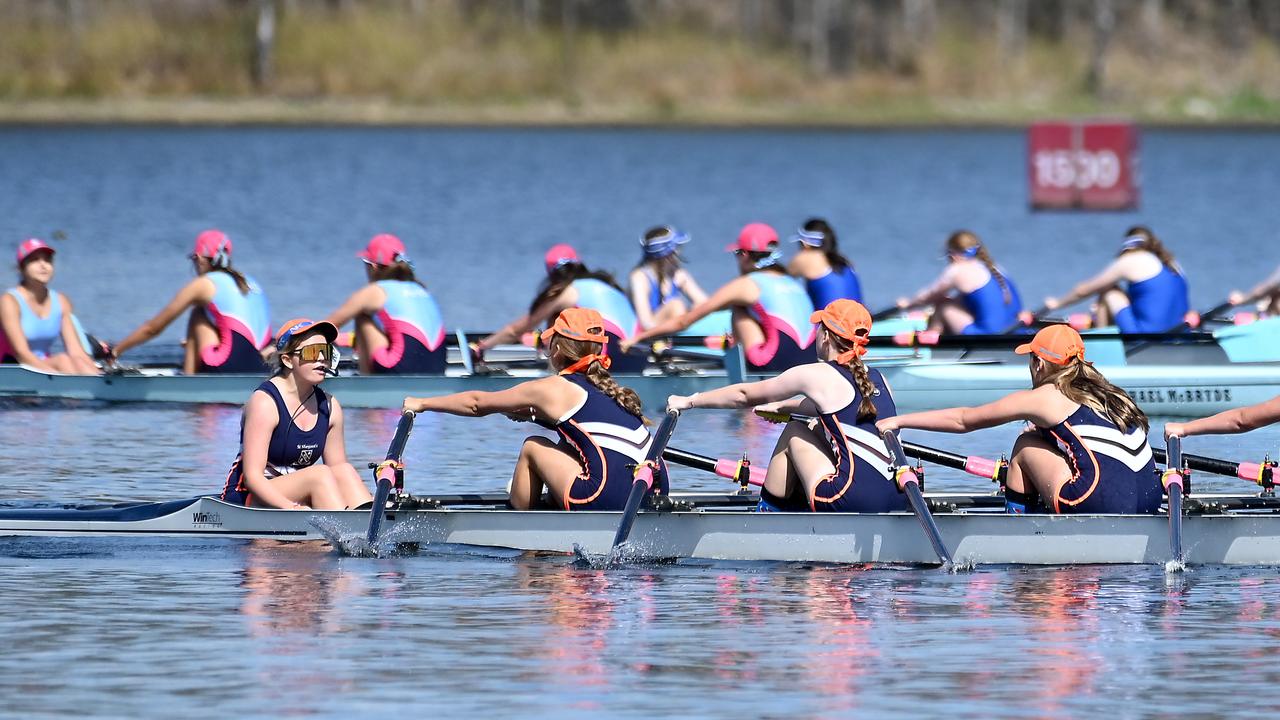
[
  {"x1": 553, "y1": 373, "x2": 668, "y2": 510},
  {"x1": 641, "y1": 267, "x2": 689, "y2": 313},
  {"x1": 960, "y1": 269, "x2": 1023, "y2": 335},
  {"x1": 369, "y1": 280, "x2": 447, "y2": 374},
  {"x1": 744, "y1": 271, "x2": 816, "y2": 372},
  {"x1": 569, "y1": 278, "x2": 646, "y2": 373},
  {"x1": 1116, "y1": 266, "x2": 1190, "y2": 333},
  {"x1": 1036, "y1": 405, "x2": 1160, "y2": 514},
  {"x1": 221, "y1": 382, "x2": 330, "y2": 506},
  {"x1": 804, "y1": 264, "x2": 863, "y2": 309},
  {"x1": 200, "y1": 271, "x2": 271, "y2": 374},
  {"x1": 0, "y1": 288, "x2": 62, "y2": 363}
]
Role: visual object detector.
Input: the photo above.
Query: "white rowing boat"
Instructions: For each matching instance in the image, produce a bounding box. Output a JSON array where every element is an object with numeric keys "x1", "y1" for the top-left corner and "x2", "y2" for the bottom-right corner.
[{"x1": 4, "y1": 492, "x2": 1280, "y2": 565}]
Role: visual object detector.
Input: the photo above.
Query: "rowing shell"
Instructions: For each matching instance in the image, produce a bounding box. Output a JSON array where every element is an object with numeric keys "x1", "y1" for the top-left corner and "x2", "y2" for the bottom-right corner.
[{"x1": 5, "y1": 494, "x2": 1280, "y2": 565}]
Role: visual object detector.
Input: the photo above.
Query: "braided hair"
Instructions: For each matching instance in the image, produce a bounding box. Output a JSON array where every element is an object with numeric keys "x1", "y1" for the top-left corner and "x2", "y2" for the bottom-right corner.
[
  {"x1": 553, "y1": 335, "x2": 645, "y2": 421},
  {"x1": 823, "y1": 328, "x2": 878, "y2": 421},
  {"x1": 947, "y1": 230, "x2": 1011, "y2": 304}
]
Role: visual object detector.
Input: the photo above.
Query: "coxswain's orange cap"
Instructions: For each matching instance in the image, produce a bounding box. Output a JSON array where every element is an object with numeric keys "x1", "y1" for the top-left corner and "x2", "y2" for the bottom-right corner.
[{"x1": 1014, "y1": 324, "x2": 1086, "y2": 365}]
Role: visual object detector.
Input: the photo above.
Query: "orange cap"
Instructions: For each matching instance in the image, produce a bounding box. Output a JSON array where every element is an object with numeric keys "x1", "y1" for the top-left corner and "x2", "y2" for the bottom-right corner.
[
  {"x1": 1015, "y1": 324, "x2": 1086, "y2": 365},
  {"x1": 544, "y1": 307, "x2": 608, "y2": 345},
  {"x1": 810, "y1": 299, "x2": 872, "y2": 362}
]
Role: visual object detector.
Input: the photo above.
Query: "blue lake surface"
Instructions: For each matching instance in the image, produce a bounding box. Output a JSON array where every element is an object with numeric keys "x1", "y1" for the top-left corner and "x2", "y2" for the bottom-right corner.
[{"x1": 2, "y1": 126, "x2": 1280, "y2": 718}]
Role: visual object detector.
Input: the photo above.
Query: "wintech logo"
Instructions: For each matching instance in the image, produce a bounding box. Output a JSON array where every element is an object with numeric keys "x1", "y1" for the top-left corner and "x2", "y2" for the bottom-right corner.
[{"x1": 192, "y1": 511, "x2": 223, "y2": 527}]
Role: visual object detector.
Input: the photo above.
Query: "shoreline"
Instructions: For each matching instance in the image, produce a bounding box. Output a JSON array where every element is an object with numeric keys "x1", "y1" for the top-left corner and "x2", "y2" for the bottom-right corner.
[{"x1": 3, "y1": 98, "x2": 1280, "y2": 130}]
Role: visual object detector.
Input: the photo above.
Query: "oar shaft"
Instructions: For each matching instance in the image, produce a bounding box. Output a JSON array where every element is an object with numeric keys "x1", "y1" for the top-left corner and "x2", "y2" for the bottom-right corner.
[
  {"x1": 882, "y1": 429, "x2": 954, "y2": 566},
  {"x1": 611, "y1": 410, "x2": 681, "y2": 551},
  {"x1": 366, "y1": 411, "x2": 416, "y2": 545},
  {"x1": 1164, "y1": 436, "x2": 1186, "y2": 564}
]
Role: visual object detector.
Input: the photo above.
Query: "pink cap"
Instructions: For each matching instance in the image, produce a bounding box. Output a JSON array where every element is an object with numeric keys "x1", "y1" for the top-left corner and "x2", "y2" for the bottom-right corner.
[
  {"x1": 16, "y1": 238, "x2": 55, "y2": 264},
  {"x1": 544, "y1": 244, "x2": 580, "y2": 274},
  {"x1": 356, "y1": 233, "x2": 407, "y2": 266},
  {"x1": 725, "y1": 223, "x2": 779, "y2": 253},
  {"x1": 192, "y1": 230, "x2": 232, "y2": 259}
]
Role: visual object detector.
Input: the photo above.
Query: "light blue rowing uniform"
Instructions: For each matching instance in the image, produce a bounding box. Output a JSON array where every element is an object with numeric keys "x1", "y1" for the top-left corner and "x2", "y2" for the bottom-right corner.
[
  {"x1": 201, "y1": 271, "x2": 271, "y2": 372},
  {"x1": 0, "y1": 288, "x2": 62, "y2": 362},
  {"x1": 744, "y1": 271, "x2": 816, "y2": 371},
  {"x1": 804, "y1": 264, "x2": 862, "y2": 309},
  {"x1": 570, "y1": 278, "x2": 645, "y2": 373},
  {"x1": 369, "y1": 280, "x2": 447, "y2": 374},
  {"x1": 1116, "y1": 266, "x2": 1190, "y2": 333},
  {"x1": 960, "y1": 269, "x2": 1023, "y2": 335}
]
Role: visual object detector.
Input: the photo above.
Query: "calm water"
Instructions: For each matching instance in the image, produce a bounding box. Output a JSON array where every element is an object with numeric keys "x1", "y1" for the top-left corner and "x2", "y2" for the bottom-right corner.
[{"x1": 3, "y1": 127, "x2": 1280, "y2": 718}]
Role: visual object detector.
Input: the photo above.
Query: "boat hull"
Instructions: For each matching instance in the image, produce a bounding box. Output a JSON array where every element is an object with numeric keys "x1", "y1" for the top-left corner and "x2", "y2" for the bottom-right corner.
[{"x1": 4, "y1": 496, "x2": 1280, "y2": 566}]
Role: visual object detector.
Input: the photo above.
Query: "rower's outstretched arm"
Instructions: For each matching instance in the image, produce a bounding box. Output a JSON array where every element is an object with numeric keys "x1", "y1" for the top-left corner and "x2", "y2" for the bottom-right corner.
[
  {"x1": 878, "y1": 386, "x2": 1064, "y2": 434},
  {"x1": 1046, "y1": 260, "x2": 1125, "y2": 310},
  {"x1": 325, "y1": 285, "x2": 383, "y2": 329},
  {"x1": 113, "y1": 277, "x2": 211, "y2": 358},
  {"x1": 898, "y1": 268, "x2": 957, "y2": 310},
  {"x1": 668, "y1": 365, "x2": 817, "y2": 412},
  {"x1": 1166, "y1": 395, "x2": 1280, "y2": 439},
  {"x1": 628, "y1": 278, "x2": 753, "y2": 348},
  {"x1": 477, "y1": 290, "x2": 571, "y2": 352},
  {"x1": 1233, "y1": 265, "x2": 1280, "y2": 306},
  {"x1": 403, "y1": 376, "x2": 564, "y2": 420}
]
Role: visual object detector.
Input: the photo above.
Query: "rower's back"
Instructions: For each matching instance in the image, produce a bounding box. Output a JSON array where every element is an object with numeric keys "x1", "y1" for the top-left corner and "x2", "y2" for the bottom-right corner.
[
  {"x1": 552, "y1": 373, "x2": 669, "y2": 510},
  {"x1": 812, "y1": 363, "x2": 910, "y2": 513},
  {"x1": 1037, "y1": 403, "x2": 1161, "y2": 514}
]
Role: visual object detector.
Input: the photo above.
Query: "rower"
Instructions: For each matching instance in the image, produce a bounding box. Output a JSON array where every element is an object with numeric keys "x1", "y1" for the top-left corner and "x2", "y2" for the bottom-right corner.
[
  {"x1": 787, "y1": 218, "x2": 862, "y2": 309},
  {"x1": 475, "y1": 243, "x2": 646, "y2": 373},
  {"x1": 1229, "y1": 265, "x2": 1280, "y2": 317},
  {"x1": 221, "y1": 319, "x2": 373, "y2": 510},
  {"x1": 628, "y1": 226, "x2": 709, "y2": 331},
  {"x1": 111, "y1": 230, "x2": 272, "y2": 373},
  {"x1": 667, "y1": 299, "x2": 908, "y2": 513},
  {"x1": 896, "y1": 230, "x2": 1022, "y2": 334},
  {"x1": 1044, "y1": 225, "x2": 1190, "y2": 333},
  {"x1": 878, "y1": 324, "x2": 1161, "y2": 514},
  {"x1": 624, "y1": 223, "x2": 816, "y2": 372},
  {"x1": 324, "y1": 233, "x2": 447, "y2": 375},
  {"x1": 403, "y1": 307, "x2": 669, "y2": 511},
  {"x1": 0, "y1": 239, "x2": 100, "y2": 374}
]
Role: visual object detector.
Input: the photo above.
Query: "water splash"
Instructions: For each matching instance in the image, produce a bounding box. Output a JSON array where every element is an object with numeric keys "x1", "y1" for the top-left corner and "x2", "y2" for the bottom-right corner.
[
  {"x1": 1164, "y1": 558, "x2": 1188, "y2": 574},
  {"x1": 310, "y1": 516, "x2": 420, "y2": 558},
  {"x1": 946, "y1": 556, "x2": 978, "y2": 573}
]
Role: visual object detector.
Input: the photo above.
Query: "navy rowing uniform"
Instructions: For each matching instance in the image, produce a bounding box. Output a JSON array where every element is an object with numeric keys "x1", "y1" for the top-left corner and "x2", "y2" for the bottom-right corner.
[
  {"x1": 812, "y1": 363, "x2": 909, "y2": 512},
  {"x1": 554, "y1": 373, "x2": 668, "y2": 510},
  {"x1": 221, "y1": 381, "x2": 330, "y2": 506},
  {"x1": 1037, "y1": 405, "x2": 1161, "y2": 514}
]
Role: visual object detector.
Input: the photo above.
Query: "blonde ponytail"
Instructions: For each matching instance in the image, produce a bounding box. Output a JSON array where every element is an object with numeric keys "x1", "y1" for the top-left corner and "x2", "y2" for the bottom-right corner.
[
  {"x1": 1048, "y1": 360, "x2": 1149, "y2": 433},
  {"x1": 949, "y1": 230, "x2": 1011, "y2": 304}
]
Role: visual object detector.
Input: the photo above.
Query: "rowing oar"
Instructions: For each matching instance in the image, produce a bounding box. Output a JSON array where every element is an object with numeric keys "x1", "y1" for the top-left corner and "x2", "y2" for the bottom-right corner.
[
  {"x1": 663, "y1": 447, "x2": 766, "y2": 488},
  {"x1": 609, "y1": 409, "x2": 681, "y2": 556},
  {"x1": 1001, "y1": 304, "x2": 1048, "y2": 334},
  {"x1": 882, "y1": 429, "x2": 954, "y2": 567},
  {"x1": 365, "y1": 410, "x2": 416, "y2": 548},
  {"x1": 1162, "y1": 436, "x2": 1187, "y2": 567},
  {"x1": 753, "y1": 409, "x2": 1009, "y2": 485},
  {"x1": 1151, "y1": 446, "x2": 1276, "y2": 490}
]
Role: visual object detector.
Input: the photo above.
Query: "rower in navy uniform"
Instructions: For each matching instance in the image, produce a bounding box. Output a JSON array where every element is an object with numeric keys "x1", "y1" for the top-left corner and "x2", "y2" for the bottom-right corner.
[
  {"x1": 404, "y1": 308, "x2": 668, "y2": 511},
  {"x1": 325, "y1": 233, "x2": 448, "y2": 375},
  {"x1": 667, "y1": 299, "x2": 908, "y2": 513},
  {"x1": 221, "y1": 319, "x2": 373, "y2": 510},
  {"x1": 879, "y1": 324, "x2": 1161, "y2": 514}
]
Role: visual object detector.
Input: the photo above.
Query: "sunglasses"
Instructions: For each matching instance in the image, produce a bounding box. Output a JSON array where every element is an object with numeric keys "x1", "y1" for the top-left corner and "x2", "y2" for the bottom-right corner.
[{"x1": 292, "y1": 343, "x2": 335, "y2": 364}]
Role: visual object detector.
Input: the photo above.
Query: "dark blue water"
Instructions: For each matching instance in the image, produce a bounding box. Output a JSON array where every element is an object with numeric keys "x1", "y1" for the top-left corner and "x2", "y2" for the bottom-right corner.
[{"x1": 3, "y1": 127, "x2": 1280, "y2": 718}]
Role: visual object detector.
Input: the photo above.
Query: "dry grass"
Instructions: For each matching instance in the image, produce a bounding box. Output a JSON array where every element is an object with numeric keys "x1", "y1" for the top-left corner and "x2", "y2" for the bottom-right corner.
[{"x1": 1, "y1": 3, "x2": 1279, "y2": 124}]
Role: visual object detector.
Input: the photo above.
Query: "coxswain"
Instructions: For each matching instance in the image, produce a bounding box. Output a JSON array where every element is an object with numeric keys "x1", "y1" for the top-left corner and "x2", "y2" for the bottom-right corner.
[
  {"x1": 627, "y1": 225, "x2": 709, "y2": 330},
  {"x1": 0, "y1": 238, "x2": 100, "y2": 374}
]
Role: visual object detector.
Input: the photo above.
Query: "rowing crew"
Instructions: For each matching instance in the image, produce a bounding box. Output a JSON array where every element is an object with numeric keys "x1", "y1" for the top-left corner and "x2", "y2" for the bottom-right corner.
[
  {"x1": 12, "y1": 219, "x2": 1254, "y2": 377},
  {"x1": 215, "y1": 300, "x2": 1280, "y2": 516}
]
